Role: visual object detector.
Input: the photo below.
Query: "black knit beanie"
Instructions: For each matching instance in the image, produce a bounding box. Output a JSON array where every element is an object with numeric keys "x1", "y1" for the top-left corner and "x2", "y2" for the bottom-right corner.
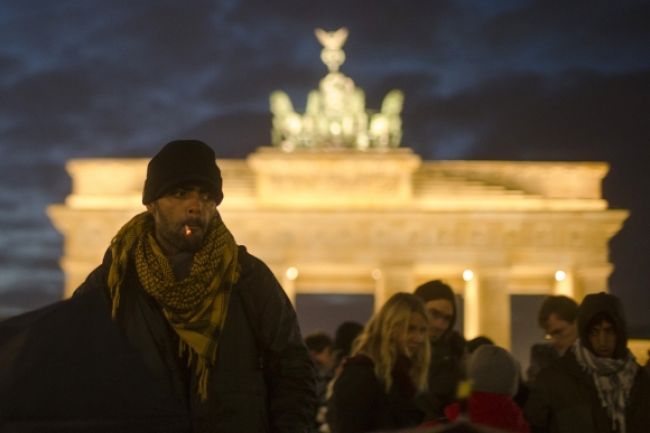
[{"x1": 142, "y1": 140, "x2": 223, "y2": 205}]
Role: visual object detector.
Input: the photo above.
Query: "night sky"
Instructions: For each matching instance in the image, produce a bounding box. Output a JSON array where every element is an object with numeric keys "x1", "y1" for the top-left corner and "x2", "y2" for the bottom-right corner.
[{"x1": 1, "y1": 1, "x2": 649, "y2": 336}]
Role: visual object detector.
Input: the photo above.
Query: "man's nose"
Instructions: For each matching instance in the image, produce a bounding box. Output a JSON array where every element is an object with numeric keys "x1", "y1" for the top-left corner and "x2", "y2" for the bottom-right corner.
[
  {"x1": 186, "y1": 192, "x2": 205, "y2": 213},
  {"x1": 432, "y1": 318, "x2": 448, "y2": 329}
]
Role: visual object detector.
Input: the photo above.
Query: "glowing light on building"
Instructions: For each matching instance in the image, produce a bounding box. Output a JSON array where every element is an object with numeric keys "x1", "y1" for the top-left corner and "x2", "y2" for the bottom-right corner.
[
  {"x1": 464, "y1": 269, "x2": 479, "y2": 339},
  {"x1": 286, "y1": 266, "x2": 299, "y2": 281}
]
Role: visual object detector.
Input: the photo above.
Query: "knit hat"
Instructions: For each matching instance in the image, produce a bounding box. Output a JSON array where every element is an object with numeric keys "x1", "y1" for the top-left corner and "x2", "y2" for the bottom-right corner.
[
  {"x1": 467, "y1": 345, "x2": 519, "y2": 397},
  {"x1": 142, "y1": 140, "x2": 223, "y2": 205}
]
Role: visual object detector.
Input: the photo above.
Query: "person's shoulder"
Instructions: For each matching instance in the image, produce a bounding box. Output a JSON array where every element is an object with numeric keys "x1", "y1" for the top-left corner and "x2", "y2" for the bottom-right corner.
[
  {"x1": 73, "y1": 247, "x2": 114, "y2": 297},
  {"x1": 237, "y1": 245, "x2": 272, "y2": 275},
  {"x1": 536, "y1": 348, "x2": 581, "y2": 383},
  {"x1": 344, "y1": 354, "x2": 374, "y2": 367},
  {"x1": 337, "y1": 355, "x2": 378, "y2": 386},
  {"x1": 234, "y1": 246, "x2": 284, "y2": 302}
]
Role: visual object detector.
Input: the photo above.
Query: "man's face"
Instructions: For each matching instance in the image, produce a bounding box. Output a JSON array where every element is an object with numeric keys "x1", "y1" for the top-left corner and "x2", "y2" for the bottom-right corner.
[
  {"x1": 146, "y1": 183, "x2": 218, "y2": 255},
  {"x1": 544, "y1": 313, "x2": 578, "y2": 354},
  {"x1": 588, "y1": 320, "x2": 617, "y2": 358},
  {"x1": 311, "y1": 347, "x2": 335, "y2": 373},
  {"x1": 424, "y1": 299, "x2": 454, "y2": 341}
]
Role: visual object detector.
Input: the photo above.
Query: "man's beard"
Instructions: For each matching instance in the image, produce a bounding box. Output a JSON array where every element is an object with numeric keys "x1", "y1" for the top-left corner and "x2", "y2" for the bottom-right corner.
[{"x1": 157, "y1": 216, "x2": 208, "y2": 253}]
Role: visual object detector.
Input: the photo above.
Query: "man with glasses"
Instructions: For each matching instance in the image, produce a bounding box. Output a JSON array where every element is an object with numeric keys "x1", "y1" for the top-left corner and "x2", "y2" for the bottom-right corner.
[
  {"x1": 526, "y1": 295, "x2": 578, "y2": 385},
  {"x1": 525, "y1": 292, "x2": 650, "y2": 433},
  {"x1": 413, "y1": 279, "x2": 466, "y2": 420}
]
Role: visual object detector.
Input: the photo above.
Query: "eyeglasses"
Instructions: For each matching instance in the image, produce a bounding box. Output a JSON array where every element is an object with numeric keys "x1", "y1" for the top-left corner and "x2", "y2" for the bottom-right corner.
[{"x1": 544, "y1": 325, "x2": 571, "y2": 341}]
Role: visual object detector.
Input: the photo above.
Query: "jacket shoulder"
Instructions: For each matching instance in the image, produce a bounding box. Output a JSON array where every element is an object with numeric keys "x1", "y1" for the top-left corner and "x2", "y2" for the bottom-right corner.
[{"x1": 73, "y1": 248, "x2": 113, "y2": 297}]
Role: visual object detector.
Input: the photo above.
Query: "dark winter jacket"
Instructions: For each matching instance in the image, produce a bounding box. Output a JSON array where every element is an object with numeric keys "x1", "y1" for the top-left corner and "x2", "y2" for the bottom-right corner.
[
  {"x1": 327, "y1": 354, "x2": 424, "y2": 433},
  {"x1": 0, "y1": 245, "x2": 317, "y2": 433},
  {"x1": 88, "y1": 245, "x2": 316, "y2": 433},
  {"x1": 417, "y1": 330, "x2": 466, "y2": 419},
  {"x1": 0, "y1": 285, "x2": 191, "y2": 433},
  {"x1": 524, "y1": 293, "x2": 650, "y2": 433}
]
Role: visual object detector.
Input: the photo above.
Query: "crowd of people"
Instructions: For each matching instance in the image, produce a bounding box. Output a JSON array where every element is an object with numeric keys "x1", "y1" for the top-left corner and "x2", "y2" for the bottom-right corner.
[
  {"x1": 313, "y1": 290, "x2": 650, "y2": 433},
  {"x1": 0, "y1": 139, "x2": 649, "y2": 433}
]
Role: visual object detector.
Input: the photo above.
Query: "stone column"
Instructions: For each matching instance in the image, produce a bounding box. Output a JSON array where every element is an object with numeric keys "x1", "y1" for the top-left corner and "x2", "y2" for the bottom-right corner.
[
  {"x1": 379, "y1": 264, "x2": 414, "y2": 312},
  {"x1": 476, "y1": 269, "x2": 511, "y2": 349}
]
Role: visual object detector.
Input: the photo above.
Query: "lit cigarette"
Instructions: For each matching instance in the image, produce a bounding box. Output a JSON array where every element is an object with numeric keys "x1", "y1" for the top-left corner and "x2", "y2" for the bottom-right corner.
[{"x1": 184, "y1": 225, "x2": 192, "y2": 236}]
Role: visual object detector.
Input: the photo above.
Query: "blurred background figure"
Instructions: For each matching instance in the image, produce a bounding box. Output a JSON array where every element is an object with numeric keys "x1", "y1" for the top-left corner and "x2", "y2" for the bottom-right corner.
[
  {"x1": 327, "y1": 293, "x2": 430, "y2": 433},
  {"x1": 466, "y1": 336, "x2": 494, "y2": 355},
  {"x1": 332, "y1": 321, "x2": 364, "y2": 374},
  {"x1": 525, "y1": 292, "x2": 650, "y2": 433},
  {"x1": 526, "y1": 296, "x2": 578, "y2": 385},
  {"x1": 305, "y1": 331, "x2": 336, "y2": 379},
  {"x1": 440, "y1": 345, "x2": 530, "y2": 433},
  {"x1": 413, "y1": 280, "x2": 466, "y2": 420},
  {"x1": 305, "y1": 331, "x2": 336, "y2": 432}
]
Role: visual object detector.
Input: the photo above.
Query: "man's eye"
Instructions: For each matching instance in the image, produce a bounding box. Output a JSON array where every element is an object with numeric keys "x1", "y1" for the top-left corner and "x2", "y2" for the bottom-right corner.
[{"x1": 171, "y1": 190, "x2": 186, "y2": 198}]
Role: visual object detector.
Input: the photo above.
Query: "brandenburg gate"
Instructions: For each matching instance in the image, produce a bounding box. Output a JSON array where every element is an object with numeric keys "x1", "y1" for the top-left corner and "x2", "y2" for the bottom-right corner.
[{"x1": 48, "y1": 28, "x2": 627, "y2": 350}]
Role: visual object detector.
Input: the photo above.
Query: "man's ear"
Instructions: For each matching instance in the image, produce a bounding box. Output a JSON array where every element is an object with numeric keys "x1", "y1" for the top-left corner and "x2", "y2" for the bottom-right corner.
[{"x1": 145, "y1": 202, "x2": 154, "y2": 213}]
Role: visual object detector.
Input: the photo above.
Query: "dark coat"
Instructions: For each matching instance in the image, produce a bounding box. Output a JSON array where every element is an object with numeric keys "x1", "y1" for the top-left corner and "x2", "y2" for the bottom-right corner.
[
  {"x1": 417, "y1": 330, "x2": 466, "y2": 419},
  {"x1": 524, "y1": 293, "x2": 650, "y2": 433},
  {"x1": 327, "y1": 354, "x2": 424, "y2": 433},
  {"x1": 524, "y1": 350, "x2": 650, "y2": 433},
  {"x1": 0, "y1": 246, "x2": 317, "y2": 433},
  {"x1": 0, "y1": 286, "x2": 191, "y2": 433}
]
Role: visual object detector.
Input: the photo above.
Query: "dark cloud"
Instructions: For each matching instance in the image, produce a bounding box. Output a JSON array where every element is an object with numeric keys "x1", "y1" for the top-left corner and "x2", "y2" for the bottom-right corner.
[
  {"x1": 179, "y1": 110, "x2": 271, "y2": 157},
  {"x1": 0, "y1": 0, "x2": 649, "y2": 334},
  {"x1": 406, "y1": 70, "x2": 650, "y2": 160},
  {"x1": 482, "y1": 1, "x2": 650, "y2": 72}
]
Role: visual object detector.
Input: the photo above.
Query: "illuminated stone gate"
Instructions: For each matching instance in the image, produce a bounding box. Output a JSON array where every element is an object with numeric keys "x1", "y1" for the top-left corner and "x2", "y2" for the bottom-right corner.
[{"x1": 47, "y1": 29, "x2": 627, "y2": 349}]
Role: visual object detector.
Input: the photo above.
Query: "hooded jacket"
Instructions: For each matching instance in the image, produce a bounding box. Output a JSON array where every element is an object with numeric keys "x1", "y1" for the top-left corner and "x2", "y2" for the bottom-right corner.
[
  {"x1": 525, "y1": 292, "x2": 650, "y2": 433},
  {"x1": 577, "y1": 292, "x2": 628, "y2": 359}
]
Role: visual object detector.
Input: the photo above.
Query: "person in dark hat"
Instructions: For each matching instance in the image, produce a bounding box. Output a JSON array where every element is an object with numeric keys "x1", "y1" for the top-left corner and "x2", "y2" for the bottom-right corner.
[
  {"x1": 72, "y1": 140, "x2": 317, "y2": 432},
  {"x1": 413, "y1": 279, "x2": 467, "y2": 420},
  {"x1": 525, "y1": 292, "x2": 650, "y2": 433}
]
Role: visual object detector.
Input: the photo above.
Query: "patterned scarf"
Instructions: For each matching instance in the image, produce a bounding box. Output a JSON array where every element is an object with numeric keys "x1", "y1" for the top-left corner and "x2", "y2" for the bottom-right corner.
[
  {"x1": 574, "y1": 339, "x2": 638, "y2": 433},
  {"x1": 107, "y1": 211, "x2": 239, "y2": 400}
]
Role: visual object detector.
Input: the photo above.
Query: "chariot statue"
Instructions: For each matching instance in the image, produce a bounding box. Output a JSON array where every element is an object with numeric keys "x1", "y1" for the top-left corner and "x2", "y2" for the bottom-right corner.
[{"x1": 270, "y1": 28, "x2": 404, "y2": 150}]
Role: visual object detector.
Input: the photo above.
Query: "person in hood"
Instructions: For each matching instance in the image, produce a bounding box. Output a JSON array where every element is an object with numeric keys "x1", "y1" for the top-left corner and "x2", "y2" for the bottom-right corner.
[
  {"x1": 71, "y1": 140, "x2": 317, "y2": 432},
  {"x1": 413, "y1": 279, "x2": 466, "y2": 419},
  {"x1": 525, "y1": 292, "x2": 650, "y2": 433}
]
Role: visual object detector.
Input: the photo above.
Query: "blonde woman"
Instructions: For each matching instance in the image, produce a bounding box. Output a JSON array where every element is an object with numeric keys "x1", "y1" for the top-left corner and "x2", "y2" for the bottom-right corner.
[{"x1": 327, "y1": 292, "x2": 430, "y2": 433}]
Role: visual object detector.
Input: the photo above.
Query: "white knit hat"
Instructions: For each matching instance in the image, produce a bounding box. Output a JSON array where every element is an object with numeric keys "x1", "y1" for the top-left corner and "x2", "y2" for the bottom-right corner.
[{"x1": 467, "y1": 345, "x2": 519, "y2": 396}]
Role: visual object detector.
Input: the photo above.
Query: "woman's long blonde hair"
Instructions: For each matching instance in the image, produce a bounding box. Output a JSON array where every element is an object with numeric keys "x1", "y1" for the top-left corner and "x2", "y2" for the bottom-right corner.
[{"x1": 351, "y1": 292, "x2": 430, "y2": 393}]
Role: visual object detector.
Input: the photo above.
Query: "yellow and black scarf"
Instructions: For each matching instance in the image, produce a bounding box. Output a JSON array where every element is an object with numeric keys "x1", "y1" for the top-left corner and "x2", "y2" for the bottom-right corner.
[{"x1": 107, "y1": 211, "x2": 239, "y2": 400}]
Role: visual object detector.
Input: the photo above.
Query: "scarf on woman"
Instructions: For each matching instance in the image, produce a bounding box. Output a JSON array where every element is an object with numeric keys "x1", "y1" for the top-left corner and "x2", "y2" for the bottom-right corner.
[
  {"x1": 107, "y1": 211, "x2": 239, "y2": 400},
  {"x1": 574, "y1": 340, "x2": 638, "y2": 433}
]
